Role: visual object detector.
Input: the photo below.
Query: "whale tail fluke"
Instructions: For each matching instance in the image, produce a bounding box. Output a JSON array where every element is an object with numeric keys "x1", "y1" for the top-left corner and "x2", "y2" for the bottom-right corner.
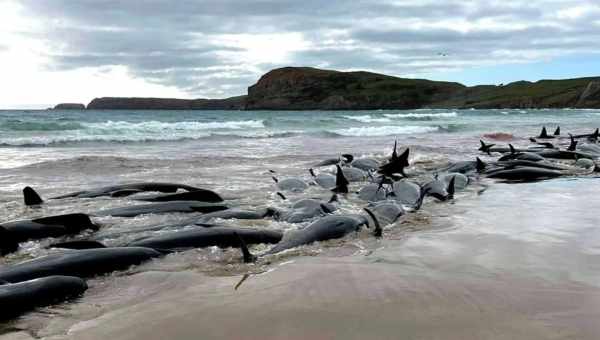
[
  {"x1": 363, "y1": 208, "x2": 382, "y2": 237},
  {"x1": 234, "y1": 232, "x2": 256, "y2": 263},
  {"x1": 23, "y1": 186, "x2": 43, "y2": 206},
  {"x1": 0, "y1": 226, "x2": 19, "y2": 256},
  {"x1": 478, "y1": 140, "x2": 495, "y2": 155},
  {"x1": 554, "y1": 126, "x2": 561, "y2": 136},
  {"x1": 48, "y1": 240, "x2": 106, "y2": 250},
  {"x1": 341, "y1": 154, "x2": 354, "y2": 164}
]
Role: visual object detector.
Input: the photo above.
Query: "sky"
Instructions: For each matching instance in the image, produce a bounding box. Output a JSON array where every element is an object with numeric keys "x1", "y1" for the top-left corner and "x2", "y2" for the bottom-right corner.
[{"x1": 1, "y1": 0, "x2": 600, "y2": 109}]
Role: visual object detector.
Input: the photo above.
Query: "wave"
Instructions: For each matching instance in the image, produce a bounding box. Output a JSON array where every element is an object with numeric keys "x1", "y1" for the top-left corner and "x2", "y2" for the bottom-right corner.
[
  {"x1": 0, "y1": 120, "x2": 84, "y2": 131},
  {"x1": 342, "y1": 115, "x2": 391, "y2": 123},
  {"x1": 0, "y1": 130, "x2": 298, "y2": 147},
  {"x1": 329, "y1": 125, "x2": 438, "y2": 137},
  {"x1": 82, "y1": 119, "x2": 265, "y2": 131},
  {"x1": 383, "y1": 112, "x2": 458, "y2": 120}
]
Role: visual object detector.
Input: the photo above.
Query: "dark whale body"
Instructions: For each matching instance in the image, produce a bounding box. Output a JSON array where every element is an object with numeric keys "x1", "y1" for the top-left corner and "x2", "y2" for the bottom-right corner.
[
  {"x1": 51, "y1": 182, "x2": 201, "y2": 199},
  {"x1": 96, "y1": 201, "x2": 228, "y2": 217},
  {"x1": 135, "y1": 189, "x2": 223, "y2": 203},
  {"x1": 0, "y1": 247, "x2": 162, "y2": 283},
  {"x1": 0, "y1": 276, "x2": 88, "y2": 320},
  {"x1": 127, "y1": 227, "x2": 283, "y2": 250},
  {"x1": 265, "y1": 215, "x2": 370, "y2": 255},
  {"x1": 0, "y1": 214, "x2": 99, "y2": 255}
]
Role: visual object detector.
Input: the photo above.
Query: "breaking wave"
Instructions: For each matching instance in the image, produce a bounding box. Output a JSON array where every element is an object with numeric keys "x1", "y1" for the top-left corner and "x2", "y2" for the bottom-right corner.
[{"x1": 329, "y1": 125, "x2": 439, "y2": 137}]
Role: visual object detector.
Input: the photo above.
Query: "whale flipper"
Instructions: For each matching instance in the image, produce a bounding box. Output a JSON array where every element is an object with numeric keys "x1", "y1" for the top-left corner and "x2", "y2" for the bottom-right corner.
[
  {"x1": 554, "y1": 126, "x2": 560, "y2": 136},
  {"x1": 23, "y1": 186, "x2": 43, "y2": 206},
  {"x1": 363, "y1": 208, "x2": 382, "y2": 237},
  {"x1": 234, "y1": 232, "x2": 256, "y2": 263}
]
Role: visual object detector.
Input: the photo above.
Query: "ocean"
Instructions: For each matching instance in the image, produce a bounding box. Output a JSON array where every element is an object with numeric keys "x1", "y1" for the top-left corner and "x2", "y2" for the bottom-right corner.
[{"x1": 1, "y1": 108, "x2": 600, "y2": 339}]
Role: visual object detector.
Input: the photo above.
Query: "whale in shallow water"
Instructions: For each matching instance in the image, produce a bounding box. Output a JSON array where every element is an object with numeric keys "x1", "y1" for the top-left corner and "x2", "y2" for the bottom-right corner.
[
  {"x1": 366, "y1": 201, "x2": 405, "y2": 226},
  {"x1": 195, "y1": 208, "x2": 275, "y2": 223},
  {"x1": 443, "y1": 158, "x2": 487, "y2": 175},
  {"x1": 357, "y1": 183, "x2": 387, "y2": 202},
  {"x1": 134, "y1": 189, "x2": 223, "y2": 203},
  {"x1": 350, "y1": 158, "x2": 380, "y2": 171},
  {"x1": 309, "y1": 168, "x2": 336, "y2": 189},
  {"x1": 378, "y1": 144, "x2": 410, "y2": 179},
  {"x1": 272, "y1": 193, "x2": 338, "y2": 223},
  {"x1": 389, "y1": 180, "x2": 421, "y2": 206},
  {"x1": 95, "y1": 201, "x2": 228, "y2": 217},
  {"x1": 0, "y1": 275, "x2": 88, "y2": 320},
  {"x1": 487, "y1": 167, "x2": 563, "y2": 181},
  {"x1": 126, "y1": 226, "x2": 283, "y2": 251},
  {"x1": 272, "y1": 177, "x2": 309, "y2": 192},
  {"x1": 0, "y1": 213, "x2": 99, "y2": 255},
  {"x1": 0, "y1": 247, "x2": 162, "y2": 283},
  {"x1": 46, "y1": 182, "x2": 202, "y2": 200}
]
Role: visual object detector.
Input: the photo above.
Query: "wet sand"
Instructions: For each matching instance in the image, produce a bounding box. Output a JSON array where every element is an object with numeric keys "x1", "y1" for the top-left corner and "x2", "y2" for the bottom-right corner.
[{"x1": 4, "y1": 178, "x2": 597, "y2": 340}]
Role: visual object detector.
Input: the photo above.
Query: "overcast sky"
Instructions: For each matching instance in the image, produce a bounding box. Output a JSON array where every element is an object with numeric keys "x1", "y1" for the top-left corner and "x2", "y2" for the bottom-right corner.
[{"x1": 2, "y1": 0, "x2": 600, "y2": 108}]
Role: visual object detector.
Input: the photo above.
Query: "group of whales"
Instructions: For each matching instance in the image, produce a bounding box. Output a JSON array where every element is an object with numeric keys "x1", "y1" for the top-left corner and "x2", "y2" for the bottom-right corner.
[{"x1": 1, "y1": 125, "x2": 599, "y2": 320}]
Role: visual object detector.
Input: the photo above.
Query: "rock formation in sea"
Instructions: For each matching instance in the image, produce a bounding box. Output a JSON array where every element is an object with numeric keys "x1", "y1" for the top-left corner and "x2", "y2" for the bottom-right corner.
[{"x1": 53, "y1": 103, "x2": 86, "y2": 110}]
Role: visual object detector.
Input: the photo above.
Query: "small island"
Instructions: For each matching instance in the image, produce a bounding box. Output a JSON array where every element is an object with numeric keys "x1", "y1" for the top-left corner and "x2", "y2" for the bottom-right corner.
[{"x1": 53, "y1": 103, "x2": 86, "y2": 110}]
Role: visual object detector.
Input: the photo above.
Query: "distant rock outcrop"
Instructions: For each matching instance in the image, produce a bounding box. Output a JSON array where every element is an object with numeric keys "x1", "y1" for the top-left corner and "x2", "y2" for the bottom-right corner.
[
  {"x1": 53, "y1": 103, "x2": 85, "y2": 110},
  {"x1": 86, "y1": 96, "x2": 247, "y2": 110},
  {"x1": 245, "y1": 67, "x2": 465, "y2": 110}
]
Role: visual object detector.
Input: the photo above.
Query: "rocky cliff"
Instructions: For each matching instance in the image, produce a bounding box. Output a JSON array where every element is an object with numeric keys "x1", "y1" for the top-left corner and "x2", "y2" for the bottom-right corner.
[
  {"x1": 86, "y1": 96, "x2": 246, "y2": 110},
  {"x1": 245, "y1": 67, "x2": 465, "y2": 110}
]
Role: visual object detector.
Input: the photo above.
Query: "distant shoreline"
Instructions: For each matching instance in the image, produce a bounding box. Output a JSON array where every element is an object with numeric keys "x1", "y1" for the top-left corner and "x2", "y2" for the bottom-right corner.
[{"x1": 53, "y1": 66, "x2": 600, "y2": 110}]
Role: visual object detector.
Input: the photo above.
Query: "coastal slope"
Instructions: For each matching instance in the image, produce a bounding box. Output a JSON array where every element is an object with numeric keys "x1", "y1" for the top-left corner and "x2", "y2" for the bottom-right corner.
[{"x1": 79, "y1": 67, "x2": 600, "y2": 110}]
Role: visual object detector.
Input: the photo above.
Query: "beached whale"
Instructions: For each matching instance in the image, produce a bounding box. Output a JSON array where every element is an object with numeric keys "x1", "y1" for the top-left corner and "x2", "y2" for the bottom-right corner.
[
  {"x1": 51, "y1": 182, "x2": 201, "y2": 199},
  {"x1": 263, "y1": 211, "x2": 377, "y2": 257},
  {"x1": 0, "y1": 247, "x2": 162, "y2": 283},
  {"x1": 0, "y1": 275, "x2": 88, "y2": 320},
  {"x1": 341, "y1": 166, "x2": 367, "y2": 182},
  {"x1": 487, "y1": 167, "x2": 563, "y2": 181},
  {"x1": 313, "y1": 154, "x2": 353, "y2": 167},
  {"x1": 134, "y1": 189, "x2": 223, "y2": 203},
  {"x1": 95, "y1": 201, "x2": 228, "y2": 217},
  {"x1": 366, "y1": 201, "x2": 405, "y2": 226},
  {"x1": 272, "y1": 177, "x2": 309, "y2": 192},
  {"x1": 357, "y1": 183, "x2": 387, "y2": 202},
  {"x1": 309, "y1": 168, "x2": 336, "y2": 189},
  {"x1": 444, "y1": 158, "x2": 487, "y2": 174},
  {"x1": 0, "y1": 213, "x2": 99, "y2": 255},
  {"x1": 195, "y1": 208, "x2": 275, "y2": 223},
  {"x1": 126, "y1": 226, "x2": 283, "y2": 251},
  {"x1": 350, "y1": 158, "x2": 380, "y2": 171},
  {"x1": 272, "y1": 193, "x2": 338, "y2": 223},
  {"x1": 422, "y1": 176, "x2": 455, "y2": 201}
]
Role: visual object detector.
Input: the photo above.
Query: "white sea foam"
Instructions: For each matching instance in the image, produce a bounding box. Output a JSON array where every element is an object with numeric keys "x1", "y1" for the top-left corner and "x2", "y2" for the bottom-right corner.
[
  {"x1": 383, "y1": 112, "x2": 458, "y2": 119},
  {"x1": 342, "y1": 115, "x2": 391, "y2": 123},
  {"x1": 331, "y1": 125, "x2": 438, "y2": 137}
]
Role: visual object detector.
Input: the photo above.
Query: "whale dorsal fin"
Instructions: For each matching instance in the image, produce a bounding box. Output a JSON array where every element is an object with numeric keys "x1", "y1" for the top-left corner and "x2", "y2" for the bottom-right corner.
[
  {"x1": 509, "y1": 144, "x2": 516, "y2": 154},
  {"x1": 568, "y1": 134, "x2": 578, "y2": 151},
  {"x1": 539, "y1": 126, "x2": 549, "y2": 138},
  {"x1": 23, "y1": 186, "x2": 43, "y2": 206},
  {"x1": 476, "y1": 157, "x2": 486, "y2": 172},
  {"x1": 554, "y1": 126, "x2": 560, "y2": 136},
  {"x1": 309, "y1": 168, "x2": 316, "y2": 177},
  {"x1": 331, "y1": 165, "x2": 349, "y2": 194},
  {"x1": 446, "y1": 176, "x2": 456, "y2": 200}
]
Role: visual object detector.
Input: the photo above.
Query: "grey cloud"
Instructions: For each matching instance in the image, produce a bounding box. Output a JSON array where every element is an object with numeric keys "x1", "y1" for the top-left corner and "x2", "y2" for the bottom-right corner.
[{"x1": 14, "y1": 0, "x2": 600, "y2": 98}]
